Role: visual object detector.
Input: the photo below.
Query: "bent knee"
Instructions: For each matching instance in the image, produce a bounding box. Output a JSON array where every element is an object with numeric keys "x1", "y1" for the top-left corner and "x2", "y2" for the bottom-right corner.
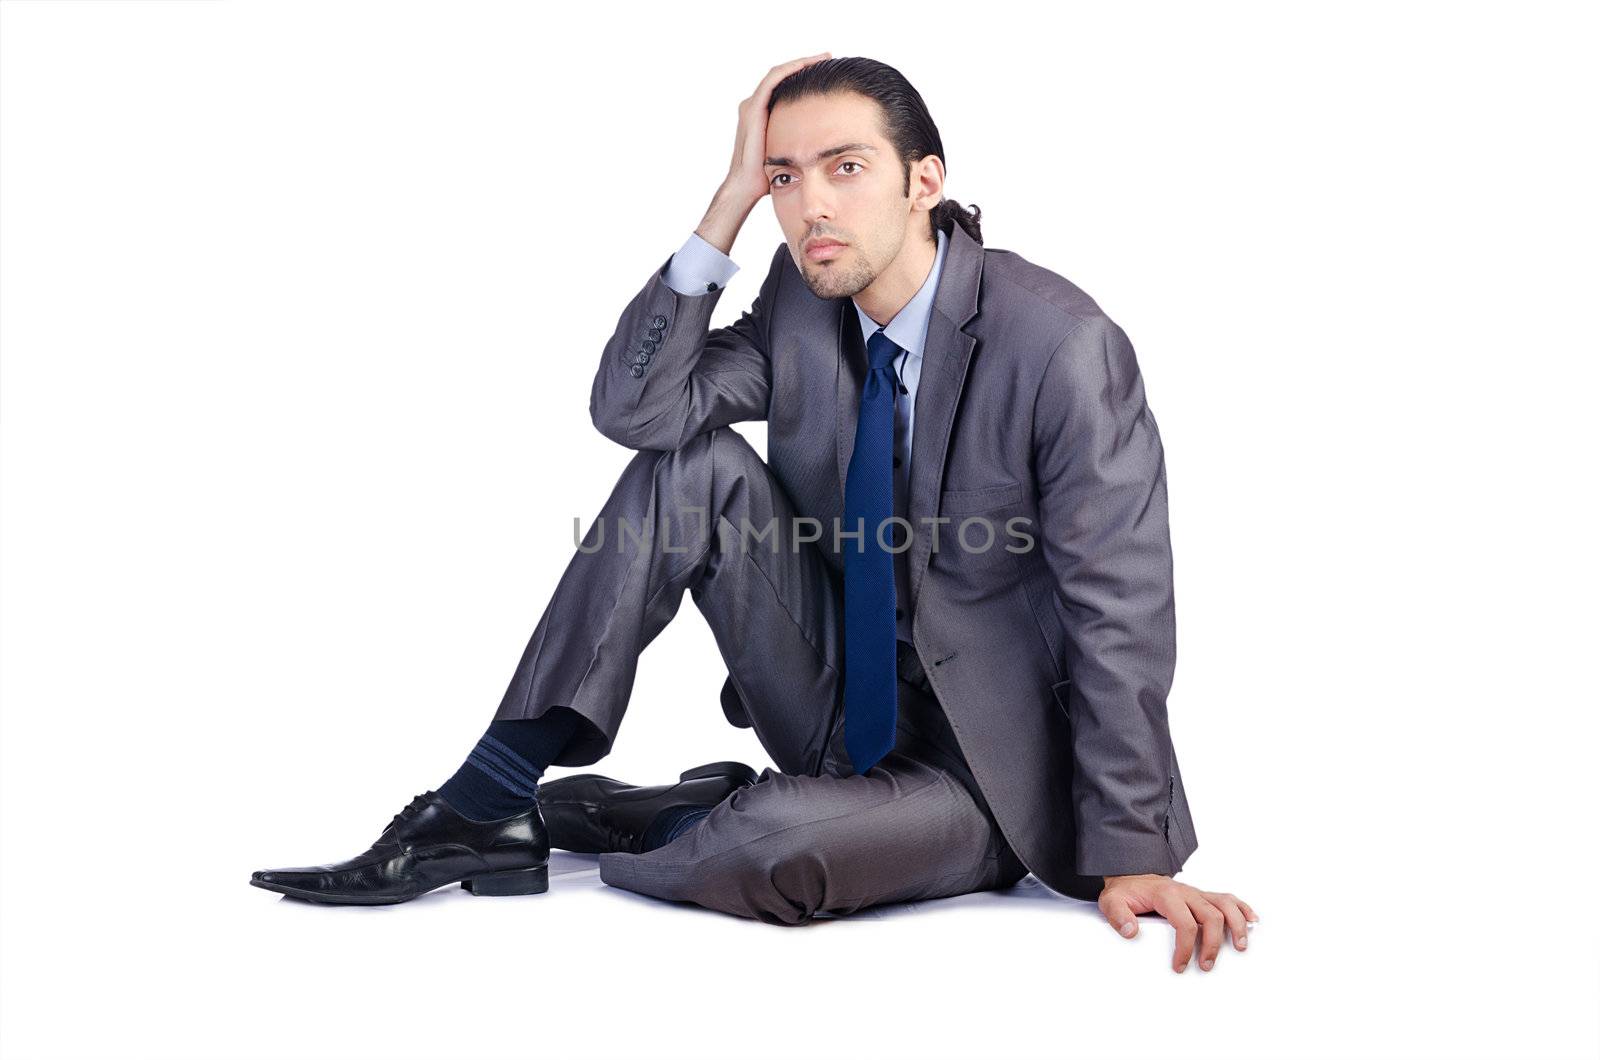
[{"x1": 641, "y1": 425, "x2": 759, "y2": 485}]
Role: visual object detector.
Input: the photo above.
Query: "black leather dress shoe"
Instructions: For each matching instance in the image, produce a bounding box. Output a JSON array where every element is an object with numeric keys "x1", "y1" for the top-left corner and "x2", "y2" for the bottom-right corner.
[
  {"x1": 536, "y1": 760, "x2": 759, "y2": 854},
  {"x1": 250, "y1": 790, "x2": 550, "y2": 905}
]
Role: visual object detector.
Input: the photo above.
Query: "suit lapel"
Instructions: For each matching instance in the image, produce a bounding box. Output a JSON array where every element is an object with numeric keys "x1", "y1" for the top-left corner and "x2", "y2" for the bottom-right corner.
[{"x1": 832, "y1": 222, "x2": 985, "y2": 608}]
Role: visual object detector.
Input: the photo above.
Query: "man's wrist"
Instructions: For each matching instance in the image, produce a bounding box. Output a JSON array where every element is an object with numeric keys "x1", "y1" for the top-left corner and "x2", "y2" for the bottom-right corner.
[{"x1": 696, "y1": 187, "x2": 755, "y2": 255}]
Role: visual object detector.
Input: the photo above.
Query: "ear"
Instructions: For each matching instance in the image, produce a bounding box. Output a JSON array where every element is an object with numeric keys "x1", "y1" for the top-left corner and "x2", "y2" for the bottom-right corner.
[{"x1": 912, "y1": 155, "x2": 945, "y2": 211}]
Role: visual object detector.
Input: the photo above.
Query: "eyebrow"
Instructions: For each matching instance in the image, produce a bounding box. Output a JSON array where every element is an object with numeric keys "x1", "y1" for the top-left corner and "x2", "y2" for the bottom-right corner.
[{"x1": 764, "y1": 143, "x2": 878, "y2": 168}]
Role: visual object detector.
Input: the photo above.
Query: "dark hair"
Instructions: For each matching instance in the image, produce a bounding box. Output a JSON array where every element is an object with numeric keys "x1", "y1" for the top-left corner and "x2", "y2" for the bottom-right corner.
[{"x1": 767, "y1": 57, "x2": 983, "y2": 245}]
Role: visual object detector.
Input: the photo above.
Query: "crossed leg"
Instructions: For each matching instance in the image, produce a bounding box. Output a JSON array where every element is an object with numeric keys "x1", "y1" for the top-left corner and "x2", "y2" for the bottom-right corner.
[
  {"x1": 597, "y1": 748, "x2": 1029, "y2": 925},
  {"x1": 493, "y1": 425, "x2": 1029, "y2": 922}
]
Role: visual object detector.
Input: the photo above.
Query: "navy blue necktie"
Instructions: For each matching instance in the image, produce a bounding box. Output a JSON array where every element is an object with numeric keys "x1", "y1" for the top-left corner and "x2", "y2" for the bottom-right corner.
[{"x1": 842, "y1": 326, "x2": 902, "y2": 774}]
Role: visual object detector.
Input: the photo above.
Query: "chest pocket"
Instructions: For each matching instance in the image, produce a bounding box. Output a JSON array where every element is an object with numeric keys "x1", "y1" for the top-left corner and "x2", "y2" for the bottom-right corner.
[
  {"x1": 933, "y1": 480, "x2": 1027, "y2": 575},
  {"x1": 939, "y1": 479, "x2": 1022, "y2": 515}
]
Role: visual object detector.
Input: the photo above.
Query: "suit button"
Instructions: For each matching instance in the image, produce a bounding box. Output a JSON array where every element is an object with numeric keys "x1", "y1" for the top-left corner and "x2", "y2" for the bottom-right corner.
[
  {"x1": 629, "y1": 364, "x2": 645, "y2": 378},
  {"x1": 634, "y1": 351, "x2": 651, "y2": 365},
  {"x1": 651, "y1": 315, "x2": 667, "y2": 329},
  {"x1": 705, "y1": 282, "x2": 719, "y2": 292},
  {"x1": 642, "y1": 338, "x2": 658, "y2": 353},
  {"x1": 647, "y1": 328, "x2": 663, "y2": 342}
]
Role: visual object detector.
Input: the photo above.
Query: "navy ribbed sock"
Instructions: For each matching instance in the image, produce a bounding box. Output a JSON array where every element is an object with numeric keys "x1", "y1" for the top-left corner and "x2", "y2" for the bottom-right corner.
[
  {"x1": 639, "y1": 804, "x2": 713, "y2": 851},
  {"x1": 438, "y1": 708, "x2": 582, "y2": 822}
]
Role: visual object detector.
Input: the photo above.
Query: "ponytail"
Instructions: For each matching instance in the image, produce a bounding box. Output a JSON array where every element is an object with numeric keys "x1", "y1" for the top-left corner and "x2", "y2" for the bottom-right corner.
[{"x1": 931, "y1": 197, "x2": 983, "y2": 245}]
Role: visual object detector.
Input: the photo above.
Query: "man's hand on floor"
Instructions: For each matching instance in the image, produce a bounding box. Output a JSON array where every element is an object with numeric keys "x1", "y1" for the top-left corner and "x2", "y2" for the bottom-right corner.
[{"x1": 1098, "y1": 873, "x2": 1259, "y2": 973}]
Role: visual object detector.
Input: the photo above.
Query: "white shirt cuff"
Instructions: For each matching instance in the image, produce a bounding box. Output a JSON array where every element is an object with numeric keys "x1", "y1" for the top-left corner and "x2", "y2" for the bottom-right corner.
[{"x1": 662, "y1": 231, "x2": 739, "y2": 296}]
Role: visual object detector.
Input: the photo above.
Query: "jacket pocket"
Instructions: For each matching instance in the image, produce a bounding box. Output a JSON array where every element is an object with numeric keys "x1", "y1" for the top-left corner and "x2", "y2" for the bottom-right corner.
[{"x1": 940, "y1": 480, "x2": 1023, "y2": 515}]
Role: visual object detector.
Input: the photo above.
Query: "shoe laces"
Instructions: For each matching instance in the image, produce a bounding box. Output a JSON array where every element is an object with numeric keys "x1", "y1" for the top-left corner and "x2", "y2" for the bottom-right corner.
[
  {"x1": 382, "y1": 791, "x2": 434, "y2": 835},
  {"x1": 353, "y1": 792, "x2": 434, "y2": 860}
]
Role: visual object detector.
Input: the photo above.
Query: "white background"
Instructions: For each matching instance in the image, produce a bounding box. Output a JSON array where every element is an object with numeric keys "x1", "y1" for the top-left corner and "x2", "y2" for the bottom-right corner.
[{"x1": 2, "y1": 2, "x2": 1596, "y2": 1058}]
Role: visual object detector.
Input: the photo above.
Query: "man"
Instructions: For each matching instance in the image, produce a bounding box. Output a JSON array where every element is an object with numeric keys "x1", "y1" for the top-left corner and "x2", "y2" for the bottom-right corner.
[{"x1": 252, "y1": 53, "x2": 1258, "y2": 973}]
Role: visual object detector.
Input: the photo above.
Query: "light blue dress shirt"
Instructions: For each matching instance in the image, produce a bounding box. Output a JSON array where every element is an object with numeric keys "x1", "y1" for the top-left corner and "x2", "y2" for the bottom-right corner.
[{"x1": 662, "y1": 226, "x2": 951, "y2": 482}]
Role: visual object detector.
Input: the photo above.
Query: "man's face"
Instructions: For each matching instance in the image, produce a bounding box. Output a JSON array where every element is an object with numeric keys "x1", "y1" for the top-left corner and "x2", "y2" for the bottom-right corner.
[{"x1": 763, "y1": 91, "x2": 918, "y2": 300}]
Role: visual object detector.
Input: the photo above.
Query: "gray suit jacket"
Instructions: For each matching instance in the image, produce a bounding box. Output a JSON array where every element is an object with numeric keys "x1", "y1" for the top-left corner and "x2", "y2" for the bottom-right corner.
[{"x1": 588, "y1": 220, "x2": 1198, "y2": 902}]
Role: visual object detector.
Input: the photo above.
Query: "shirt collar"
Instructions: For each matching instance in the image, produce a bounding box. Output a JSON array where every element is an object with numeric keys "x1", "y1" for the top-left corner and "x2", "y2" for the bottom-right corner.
[{"x1": 852, "y1": 225, "x2": 948, "y2": 360}]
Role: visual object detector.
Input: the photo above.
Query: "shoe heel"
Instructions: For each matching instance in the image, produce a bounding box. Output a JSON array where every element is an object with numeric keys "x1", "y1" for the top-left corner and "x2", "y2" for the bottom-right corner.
[
  {"x1": 461, "y1": 864, "x2": 549, "y2": 896},
  {"x1": 679, "y1": 760, "x2": 757, "y2": 785}
]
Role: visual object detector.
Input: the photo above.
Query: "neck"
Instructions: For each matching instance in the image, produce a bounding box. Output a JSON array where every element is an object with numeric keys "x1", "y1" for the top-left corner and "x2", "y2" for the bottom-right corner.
[{"x1": 853, "y1": 229, "x2": 938, "y2": 328}]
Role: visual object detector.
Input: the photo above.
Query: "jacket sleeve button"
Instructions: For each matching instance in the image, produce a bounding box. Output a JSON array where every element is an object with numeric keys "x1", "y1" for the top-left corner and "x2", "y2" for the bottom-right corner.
[{"x1": 629, "y1": 364, "x2": 645, "y2": 378}]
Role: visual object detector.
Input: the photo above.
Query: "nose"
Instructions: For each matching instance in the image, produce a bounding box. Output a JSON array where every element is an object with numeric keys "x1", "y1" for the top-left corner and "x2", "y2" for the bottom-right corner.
[{"x1": 799, "y1": 184, "x2": 834, "y2": 231}]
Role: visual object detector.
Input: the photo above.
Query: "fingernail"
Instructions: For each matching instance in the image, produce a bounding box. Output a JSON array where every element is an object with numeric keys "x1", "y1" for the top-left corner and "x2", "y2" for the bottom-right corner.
[
  {"x1": 1120, "y1": 922, "x2": 1136, "y2": 937},
  {"x1": 1238, "y1": 936, "x2": 1248, "y2": 949},
  {"x1": 1201, "y1": 959, "x2": 1214, "y2": 971}
]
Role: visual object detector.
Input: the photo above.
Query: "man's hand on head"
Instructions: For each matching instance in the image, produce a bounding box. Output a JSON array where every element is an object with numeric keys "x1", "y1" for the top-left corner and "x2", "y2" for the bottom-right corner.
[
  {"x1": 696, "y1": 51, "x2": 833, "y2": 255},
  {"x1": 1098, "y1": 873, "x2": 1259, "y2": 973}
]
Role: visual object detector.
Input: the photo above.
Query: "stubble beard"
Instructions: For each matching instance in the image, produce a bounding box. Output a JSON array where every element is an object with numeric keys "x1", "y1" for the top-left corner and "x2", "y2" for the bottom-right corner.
[{"x1": 800, "y1": 254, "x2": 873, "y2": 301}]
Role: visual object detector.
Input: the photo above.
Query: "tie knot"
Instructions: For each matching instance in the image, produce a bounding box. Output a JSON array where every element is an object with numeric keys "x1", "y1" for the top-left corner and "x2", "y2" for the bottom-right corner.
[{"x1": 866, "y1": 328, "x2": 901, "y2": 372}]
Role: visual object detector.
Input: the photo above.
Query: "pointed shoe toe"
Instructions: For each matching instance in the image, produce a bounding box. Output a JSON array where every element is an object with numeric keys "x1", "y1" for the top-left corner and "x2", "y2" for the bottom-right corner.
[{"x1": 250, "y1": 790, "x2": 550, "y2": 905}]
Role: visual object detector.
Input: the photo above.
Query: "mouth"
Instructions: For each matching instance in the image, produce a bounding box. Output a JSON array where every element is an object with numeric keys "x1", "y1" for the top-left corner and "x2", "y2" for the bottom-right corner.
[{"x1": 805, "y1": 239, "x2": 847, "y2": 262}]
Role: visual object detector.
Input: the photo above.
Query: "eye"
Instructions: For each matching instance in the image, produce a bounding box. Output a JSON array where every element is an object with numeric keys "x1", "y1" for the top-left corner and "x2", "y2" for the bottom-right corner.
[{"x1": 770, "y1": 161, "x2": 863, "y2": 188}]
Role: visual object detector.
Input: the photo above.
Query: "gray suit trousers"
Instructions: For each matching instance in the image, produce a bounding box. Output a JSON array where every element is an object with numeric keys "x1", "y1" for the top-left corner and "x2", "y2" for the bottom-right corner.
[{"x1": 493, "y1": 427, "x2": 1029, "y2": 924}]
